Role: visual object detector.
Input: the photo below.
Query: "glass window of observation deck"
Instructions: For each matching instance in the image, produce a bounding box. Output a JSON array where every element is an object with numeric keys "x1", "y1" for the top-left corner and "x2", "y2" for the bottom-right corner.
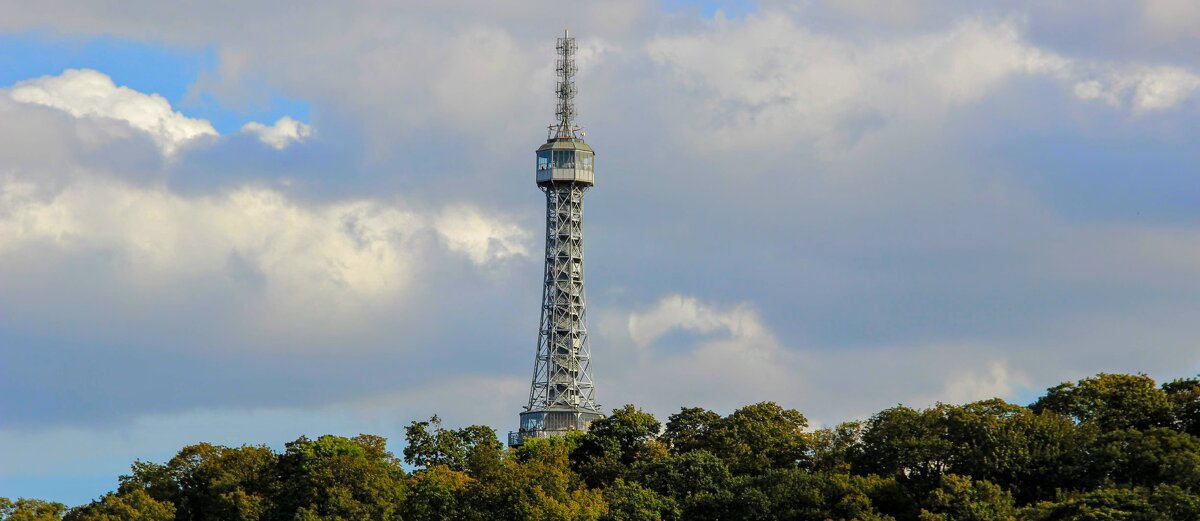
[
  {"x1": 552, "y1": 150, "x2": 574, "y2": 168},
  {"x1": 580, "y1": 153, "x2": 593, "y2": 171},
  {"x1": 537, "y1": 151, "x2": 551, "y2": 171}
]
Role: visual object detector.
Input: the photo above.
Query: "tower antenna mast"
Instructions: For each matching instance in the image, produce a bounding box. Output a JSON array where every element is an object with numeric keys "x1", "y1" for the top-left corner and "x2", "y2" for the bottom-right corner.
[{"x1": 554, "y1": 29, "x2": 577, "y2": 139}]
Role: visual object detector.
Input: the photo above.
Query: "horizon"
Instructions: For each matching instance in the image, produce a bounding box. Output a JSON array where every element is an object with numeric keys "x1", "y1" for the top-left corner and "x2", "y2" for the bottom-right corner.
[{"x1": 1, "y1": 0, "x2": 1198, "y2": 506}]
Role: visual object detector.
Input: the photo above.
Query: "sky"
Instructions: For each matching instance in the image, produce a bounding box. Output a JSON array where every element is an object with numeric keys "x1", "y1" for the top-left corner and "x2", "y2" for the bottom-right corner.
[{"x1": 1, "y1": 0, "x2": 1199, "y2": 506}]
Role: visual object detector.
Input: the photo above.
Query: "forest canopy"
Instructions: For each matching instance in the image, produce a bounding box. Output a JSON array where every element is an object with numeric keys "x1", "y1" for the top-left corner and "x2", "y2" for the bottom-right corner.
[{"x1": 7, "y1": 372, "x2": 1200, "y2": 520}]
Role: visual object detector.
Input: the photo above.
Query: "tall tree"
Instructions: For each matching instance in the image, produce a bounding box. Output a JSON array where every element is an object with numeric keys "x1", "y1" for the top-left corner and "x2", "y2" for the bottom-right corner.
[
  {"x1": 572, "y1": 405, "x2": 664, "y2": 487},
  {"x1": 1, "y1": 498, "x2": 67, "y2": 521},
  {"x1": 708, "y1": 402, "x2": 810, "y2": 475},
  {"x1": 115, "y1": 443, "x2": 277, "y2": 521},
  {"x1": 64, "y1": 490, "x2": 174, "y2": 521},
  {"x1": 1163, "y1": 377, "x2": 1200, "y2": 436},
  {"x1": 661, "y1": 408, "x2": 721, "y2": 455},
  {"x1": 1031, "y1": 373, "x2": 1174, "y2": 431},
  {"x1": 273, "y1": 434, "x2": 407, "y2": 521},
  {"x1": 403, "y1": 416, "x2": 502, "y2": 476}
]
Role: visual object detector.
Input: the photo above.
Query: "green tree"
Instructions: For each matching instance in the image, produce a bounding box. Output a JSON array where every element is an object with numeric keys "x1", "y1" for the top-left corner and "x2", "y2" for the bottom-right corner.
[
  {"x1": 810, "y1": 421, "x2": 866, "y2": 473},
  {"x1": 941, "y1": 400, "x2": 1085, "y2": 503},
  {"x1": 708, "y1": 402, "x2": 810, "y2": 475},
  {"x1": 1032, "y1": 374, "x2": 1173, "y2": 432},
  {"x1": 1080, "y1": 427, "x2": 1200, "y2": 490},
  {"x1": 740, "y1": 469, "x2": 896, "y2": 521},
  {"x1": 273, "y1": 434, "x2": 407, "y2": 521},
  {"x1": 401, "y1": 465, "x2": 472, "y2": 521},
  {"x1": 572, "y1": 405, "x2": 664, "y2": 487},
  {"x1": 1, "y1": 497, "x2": 67, "y2": 521},
  {"x1": 64, "y1": 490, "x2": 174, "y2": 521},
  {"x1": 636, "y1": 450, "x2": 732, "y2": 521},
  {"x1": 661, "y1": 407, "x2": 721, "y2": 455},
  {"x1": 917, "y1": 474, "x2": 1016, "y2": 521},
  {"x1": 857, "y1": 405, "x2": 953, "y2": 484},
  {"x1": 600, "y1": 480, "x2": 679, "y2": 521},
  {"x1": 1162, "y1": 377, "x2": 1200, "y2": 437},
  {"x1": 1022, "y1": 485, "x2": 1200, "y2": 521},
  {"x1": 467, "y1": 435, "x2": 606, "y2": 521},
  {"x1": 114, "y1": 443, "x2": 276, "y2": 521},
  {"x1": 403, "y1": 416, "x2": 503, "y2": 475}
]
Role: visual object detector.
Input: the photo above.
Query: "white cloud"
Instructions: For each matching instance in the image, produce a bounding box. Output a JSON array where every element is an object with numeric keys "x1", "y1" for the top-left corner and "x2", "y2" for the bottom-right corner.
[
  {"x1": 606, "y1": 294, "x2": 1049, "y2": 423},
  {"x1": 0, "y1": 174, "x2": 529, "y2": 314},
  {"x1": 941, "y1": 360, "x2": 1026, "y2": 405},
  {"x1": 434, "y1": 205, "x2": 530, "y2": 265},
  {"x1": 614, "y1": 295, "x2": 805, "y2": 412},
  {"x1": 646, "y1": 17, "x2": 1068, "y2": 148},
  {"x1": 1129, "y1": 67, "x2": 1200, "y2": 111},
  {"x1": 240, "y1": 116, "x2": 314, "y2": 150},
  {"x1": 646, "y1": 14, "x2": 1198, "y2": 150},
  {"x1": 627, "y1": 294, "x2": 769, "y2": 348},
  {"x1": 8, "y1": 69, "x2": 217, "y2": 155},
  {"x1": 1073, "y1": 66, "x2": 1200, "y2": 112}
]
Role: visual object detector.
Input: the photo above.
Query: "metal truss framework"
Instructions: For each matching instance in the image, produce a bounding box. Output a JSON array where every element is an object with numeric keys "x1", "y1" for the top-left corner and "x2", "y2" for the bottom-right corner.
[{"x1": 526, "y1": 183, "x2": 598, "y2": 411}]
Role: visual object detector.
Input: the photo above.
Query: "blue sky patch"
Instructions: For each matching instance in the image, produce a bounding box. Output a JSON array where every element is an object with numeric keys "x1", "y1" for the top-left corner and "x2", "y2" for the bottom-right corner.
[
  {"x1": 0, "y1": 31, "x2": 310, "y2": 134},
  {"x1": 660, "y1": 0, "x2": 756, "y2": 18}
]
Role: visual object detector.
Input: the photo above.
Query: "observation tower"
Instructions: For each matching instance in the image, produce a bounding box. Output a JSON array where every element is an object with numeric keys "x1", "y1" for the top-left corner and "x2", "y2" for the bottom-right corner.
[{"x1": 509, "y1": 30, "x2": 602, "y2": 447}]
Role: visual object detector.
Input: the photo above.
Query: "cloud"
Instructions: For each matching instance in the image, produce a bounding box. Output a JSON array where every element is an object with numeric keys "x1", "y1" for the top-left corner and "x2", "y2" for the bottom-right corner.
[
  {"x1": 606, "y1": 294, "x2": 1048, "y2": 424},
  {"x1": 941, "y1": 361, "x2": 1027, "y2": 405},
  {"x1": 8, "y1": 69, "x2": 217, "y2": 155},
  {"x1": 434, "y1": 205, "x2": 530, "y2": 265},
  {"x1": 0, "y1": 174, "x2": 527, "y2": 313},
  {"x1": 240, "y1": 116, "x2": 314, "y2": 150},
  {"x1": 1074, "y1": 66, "x2": 1200, "y2": 112},
  {"x1": 646, "y1": 17, "x2": 1059, "y2": 148},
  {"x1": 627, "y1": 294, "x2": 769, "y2": 348},
  {"x1": 646, "y1": 14, "x2": 1198, "y2": 150}
]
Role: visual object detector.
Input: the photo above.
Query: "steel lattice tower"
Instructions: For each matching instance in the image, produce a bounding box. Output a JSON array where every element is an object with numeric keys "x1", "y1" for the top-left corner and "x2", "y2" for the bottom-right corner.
[{"x1": 510, "y1": 30, "x2": 602, "y2": 447}]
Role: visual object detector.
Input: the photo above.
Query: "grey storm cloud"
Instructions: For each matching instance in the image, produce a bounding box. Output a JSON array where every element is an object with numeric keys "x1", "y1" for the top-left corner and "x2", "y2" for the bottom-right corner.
[{"x1": 1, "y1": 0, "x2": 1199, "y2": 502}]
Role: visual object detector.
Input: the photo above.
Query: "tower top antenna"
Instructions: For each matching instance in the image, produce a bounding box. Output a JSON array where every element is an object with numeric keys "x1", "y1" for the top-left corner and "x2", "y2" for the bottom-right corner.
[{"x1": 554, "y1": 29, "x2": 577, "y2": 139}]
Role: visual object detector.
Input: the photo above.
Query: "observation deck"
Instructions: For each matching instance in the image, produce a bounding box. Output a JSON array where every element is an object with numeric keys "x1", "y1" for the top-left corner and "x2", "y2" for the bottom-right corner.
[{"x1": 536, "y1": 137, "x2": 594, "y2": 186}]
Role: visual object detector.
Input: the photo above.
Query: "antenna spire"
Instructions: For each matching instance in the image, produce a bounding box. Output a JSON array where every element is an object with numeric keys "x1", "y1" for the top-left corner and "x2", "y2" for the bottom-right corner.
[{"x1": 554, "y1": 29, "x2": 577, "y2": 139}]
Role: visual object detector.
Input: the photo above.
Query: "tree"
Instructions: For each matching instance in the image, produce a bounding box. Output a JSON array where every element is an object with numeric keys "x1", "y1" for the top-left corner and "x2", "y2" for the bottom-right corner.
[
  {"x1": 940, "y1": 400, "x2": 1085, "y2": 503},
  {"x1": 273, "y1": 434, "x2": 407, "y2": 521},
  {"x1": 917, "y1": 474, "x2": 1016, "y2": 521},
  {"x1": 466, "y1": 436, "x2": 606, "y2": 521},
  {"x1": 1080, "y1": 427, "x2": 1200, "y2": 490},
  {"x1": 113, "y1": 443, "x2": 277, "y2": 521},
  {"x1": 401, "y1": 465, "x2": 472, "y2": 521},
  {"x1": 600, "y1": 480, "x2": 679, "y2": 521},
  {"x1": 1022, "y1": 484, "x2": 1200, "y2": 521},
  {"x1": 572, "y1": 405, "x2": 664, "y2": 487},
  {"x1": 810, "y1": 421, "x2": 866, "y2": 473},
  {"x1": 740, "y1": 469, "x2": 896, "y2": 521},
  {"x1": 857, "y1": 405, "x2": 953, "y2": 484},
  {"x1": 707, "y1": 402, "x2": 810, "y2": 475},
  {"x1": 661, "y1": 408, "x2": 721, "y2": 455},
  {"x1": 1163, "y1": 377, "x2": 1200, "y2": 437},
  {"x1": 636, "y1": 450, "x2": 733, "y2": 520},
  {"x1": 64, "y1": 490, "x2": 175, "y2": 521},
  {"x1": 1032, "y1": 374, "x2": 1173, "y2": 432},
  {"x1": 584, "y1": 405, "x2": 663, "y2": 466},
  {"x1": 403, "y1": 416, "x2": 502, "y2": 476},
  {"x1": 1, "y1": 497, "x2": 67, "y2": 521}
]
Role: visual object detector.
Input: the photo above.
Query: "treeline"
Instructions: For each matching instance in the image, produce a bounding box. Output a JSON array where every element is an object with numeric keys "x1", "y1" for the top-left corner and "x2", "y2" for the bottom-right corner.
[{"x1": 7, "y1": 372, "x2": 1200, "y2": 520}]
